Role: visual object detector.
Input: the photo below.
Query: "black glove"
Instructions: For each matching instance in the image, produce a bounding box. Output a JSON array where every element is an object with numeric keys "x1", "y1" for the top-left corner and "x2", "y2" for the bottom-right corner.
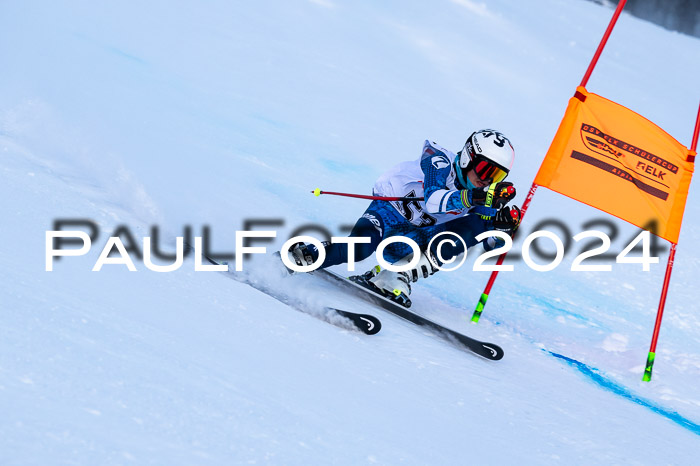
[
  {"x1": 493, "y1": 205, "x2": 522, "y2": 235},
  {"x1": 464, "y1": 182, "x2": 516, "y2": 209},
  {"x1": 465, "y1": 188, "x2": 487, "y2": 207},
  {"x1": 487, "y1": 182, "x2": 516, "y2": 209}
]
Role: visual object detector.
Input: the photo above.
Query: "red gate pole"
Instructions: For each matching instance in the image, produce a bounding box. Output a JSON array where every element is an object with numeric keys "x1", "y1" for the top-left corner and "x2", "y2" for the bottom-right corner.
[
  {"x1": 580, "y1": 0, "x2": 628, "y2": 88},
  {"x1": 643, "y1": 243, "x2": 676, "y2": 381},
  {"x1": 471, "y1": 183, "x2": 538, "y2": 322},
  {"x1": 643, "y1": 100, "x2": 700, "y2": 381},
  {"x1": 471, "y1": 1, "x2": 628, "y2": 323}
]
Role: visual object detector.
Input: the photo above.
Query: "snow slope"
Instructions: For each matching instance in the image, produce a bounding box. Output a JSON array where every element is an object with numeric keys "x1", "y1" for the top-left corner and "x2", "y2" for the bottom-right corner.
[{"x1": 2, "y1": 0, "x2": 700, "y2": 464}]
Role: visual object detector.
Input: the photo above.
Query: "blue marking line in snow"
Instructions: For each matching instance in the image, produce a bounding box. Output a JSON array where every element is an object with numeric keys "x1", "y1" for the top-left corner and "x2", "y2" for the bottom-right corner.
[
  {"x1": 250, "y1": 114, "x2": 289, "y2": 129},
  {"x1": 71, "y1": 32, "x2": 146, "y2": 65},
  {"x1": 530, "y1": 294, "x2": 605, "y2": 330},
  {"x1": 547, "y1": 350, "x2": 700, "y2": 436},
  {"x1": 320, "y1": 158, "x2": 368, "y2": 174},
  {"x1": 106, "y1": 46, "x2": 147, "y2": 65}
]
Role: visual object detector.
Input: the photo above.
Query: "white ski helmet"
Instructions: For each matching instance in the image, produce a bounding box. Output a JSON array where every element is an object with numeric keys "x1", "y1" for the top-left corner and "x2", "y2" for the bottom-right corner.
[{"x1": 456, "y1": 129, "x2": 515, "y2": 186}]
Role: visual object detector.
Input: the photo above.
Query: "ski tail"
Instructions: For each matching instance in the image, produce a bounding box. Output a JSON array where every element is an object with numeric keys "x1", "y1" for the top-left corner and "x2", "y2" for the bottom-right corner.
[
  {"x1": 186, "y1": 242, "x2": 382, "y2": 335},
  {"x1": 331, "y1": 308, "x2": 382, "y2": 335}
]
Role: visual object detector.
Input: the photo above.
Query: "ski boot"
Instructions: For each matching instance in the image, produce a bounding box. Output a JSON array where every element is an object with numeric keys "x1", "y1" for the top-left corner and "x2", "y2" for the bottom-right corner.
[
  {"x1": 350, "y1": 250, "x2": 440, "y2": 308},
  {"x1": 279, "y1": 241, "x2": 329, "y2": 274},
  {"x1": 350, "y1": 265, "x2": 413, "y2": 308},
  {"x1": 289, "y1": 242, "x2": 315, "y2": 267}
]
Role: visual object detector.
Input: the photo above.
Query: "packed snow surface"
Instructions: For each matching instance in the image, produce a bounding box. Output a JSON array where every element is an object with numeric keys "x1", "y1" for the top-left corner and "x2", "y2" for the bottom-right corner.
[{"x1": 2, "y1": 0, "x2": 700, "y2": 464}]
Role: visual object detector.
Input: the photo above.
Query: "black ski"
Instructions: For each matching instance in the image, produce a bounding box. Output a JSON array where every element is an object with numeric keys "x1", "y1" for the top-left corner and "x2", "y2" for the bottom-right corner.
[
  {"x1": 313, "y1": 269, "x2": 504, "y2": 360},
  {"x1": 189, "y1": 245, "x2": 382, "y2": 335}
]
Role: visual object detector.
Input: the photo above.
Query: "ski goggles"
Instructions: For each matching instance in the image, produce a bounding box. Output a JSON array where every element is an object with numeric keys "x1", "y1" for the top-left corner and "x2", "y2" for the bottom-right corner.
[{"x1": 472, "y1": 155, "x2": 509, "y2": 183}]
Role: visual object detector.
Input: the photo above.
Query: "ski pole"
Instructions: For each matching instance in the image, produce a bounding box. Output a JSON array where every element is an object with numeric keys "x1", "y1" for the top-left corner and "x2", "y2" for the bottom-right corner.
[{"x1": 311, "y1": 188, "x2": 423, "y2": 202}]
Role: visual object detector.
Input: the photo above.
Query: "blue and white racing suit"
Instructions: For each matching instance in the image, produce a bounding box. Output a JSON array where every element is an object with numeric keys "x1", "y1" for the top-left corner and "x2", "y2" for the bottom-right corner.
[{"x1": 314, "y1": 140, "x2": 499, "y2": 268}]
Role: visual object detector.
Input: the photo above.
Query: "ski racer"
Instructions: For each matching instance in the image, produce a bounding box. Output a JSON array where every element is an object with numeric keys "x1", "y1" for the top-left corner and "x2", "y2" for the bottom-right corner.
[{"x1": 287, "y1": 129, "x2": 523, "y2": 307}]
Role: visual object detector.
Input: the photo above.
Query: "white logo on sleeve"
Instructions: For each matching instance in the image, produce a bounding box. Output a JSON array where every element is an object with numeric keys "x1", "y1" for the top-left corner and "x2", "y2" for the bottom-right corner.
[
  {"x1": 431, "y1": 155, "x2": 450, "y2": 170},
  {"x1": 362, "y1": 213, "x2": 383, "y2": 236}
]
